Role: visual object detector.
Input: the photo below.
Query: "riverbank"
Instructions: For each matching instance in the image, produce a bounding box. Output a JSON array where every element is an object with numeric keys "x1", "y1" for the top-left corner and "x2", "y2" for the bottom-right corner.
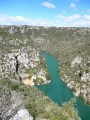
[{"x1": 36, "y1": 51, "x2": 90, "y2": 120}]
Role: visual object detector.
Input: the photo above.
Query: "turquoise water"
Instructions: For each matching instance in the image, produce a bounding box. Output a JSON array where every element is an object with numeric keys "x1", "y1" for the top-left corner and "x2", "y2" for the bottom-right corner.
[{"x1": 36, "y1": 51, "x2": 90, "y2": 120}]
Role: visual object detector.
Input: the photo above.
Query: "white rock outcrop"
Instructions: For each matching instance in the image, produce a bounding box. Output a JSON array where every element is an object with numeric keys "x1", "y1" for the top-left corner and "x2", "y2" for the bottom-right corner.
[
  {"x1": 9, "y1": 109, "x2": 33, "y2": 120},
  {"x1": 71, "y1": 56, "x2": 82, "y2": 67},
  {"x1": 81, "y1": 72, "x2": 90, "y2": 82},
  {"x1": 17, "y1": 52, "x2": 29, "y2": 68}
]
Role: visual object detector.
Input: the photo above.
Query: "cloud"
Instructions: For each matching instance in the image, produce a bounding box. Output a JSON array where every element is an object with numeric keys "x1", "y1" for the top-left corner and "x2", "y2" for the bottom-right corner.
[
  {"x1": 70, "y1": 3, "x2": 76, "y2": 10},
  {"x1": 0, "y1": 14, "x2": 90, "y2": 27},
  {"x1": 0, "y1": 14, "x2": 29, "y2": 25},
  {"x1": 0, "y1": 14, "x2": 56, "y2": 26},
  {"x1": 57, "y1": 14, "x2": 81, "y2": 22},
  {"x1": 41, "y1": 1, "x2": 56, "y2": 8},
  {"x1": 83, "y1": 15, "x2": 90, "y2": 21},
  {"x1": 56, "y1": 14, "x2": 90, "y2": 27}
]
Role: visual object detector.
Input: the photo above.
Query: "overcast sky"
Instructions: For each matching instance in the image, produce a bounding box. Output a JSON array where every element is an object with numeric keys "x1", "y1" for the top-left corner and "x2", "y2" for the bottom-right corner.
[{"x1": 0, "y1": 0, "x2": 90, "y2": 27}]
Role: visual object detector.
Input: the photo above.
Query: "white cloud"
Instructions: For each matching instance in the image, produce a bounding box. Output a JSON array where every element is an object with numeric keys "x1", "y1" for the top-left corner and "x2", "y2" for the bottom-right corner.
[
  {"x1": 0, "y1": 14, "x2": 29, "y2": 25},
  {"x1": 83, "y1": 15, "x2": 90, "y2": 21},
  {"x1": 41, "y1": 1, "x2": 56, "y2": 8},
  {"x1": 57, "y1": 14, "x2": 81, "y2": 22},
  {"x1": 0, "y1": 14, "x2": 56, "y2": 26},
  {"x1": 0, "y1": 14, "x2": 90, "y2": 27},
  {"x1": 56, "y1": 14, "x2": 90, "y2": 27},
  {"x1": 68, "y1": 14, "x2": 80, "y2": 20},
  {"x1": 70, "y1": 3, "x2": 76, "y2": 10},
  {"x1": 15, "y1": 16, "x2": 27, "y2": 21},
  {"x1": 57, "y1": 15, "x2": 65, "y2": 19}
]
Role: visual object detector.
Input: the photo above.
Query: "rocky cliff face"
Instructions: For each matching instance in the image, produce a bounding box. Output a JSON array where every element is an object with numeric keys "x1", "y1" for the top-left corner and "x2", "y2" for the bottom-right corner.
[{"x1": 0, "y1": 89, "x2": 23, "y2": 120}]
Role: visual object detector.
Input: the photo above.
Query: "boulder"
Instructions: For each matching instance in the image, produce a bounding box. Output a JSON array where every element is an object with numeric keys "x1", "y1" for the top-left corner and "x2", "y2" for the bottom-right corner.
[{"x1": 9, "y1": 109, "x2": 33, "y2": 120}]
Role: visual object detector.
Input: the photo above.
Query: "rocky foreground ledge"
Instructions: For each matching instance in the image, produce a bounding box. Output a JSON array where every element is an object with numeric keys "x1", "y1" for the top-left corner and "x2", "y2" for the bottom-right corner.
[{"x1": 9, "y1": 109, "x2": 33, "y2": 120}]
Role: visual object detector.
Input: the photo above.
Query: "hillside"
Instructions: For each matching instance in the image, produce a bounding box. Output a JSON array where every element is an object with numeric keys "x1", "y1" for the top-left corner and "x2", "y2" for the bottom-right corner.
[
  {"x1": 1, "y1": 25, "x2": 90, "y2": 103},
  {"x1": 0, "y1": 25, "x2": 90, "y2": 119}
]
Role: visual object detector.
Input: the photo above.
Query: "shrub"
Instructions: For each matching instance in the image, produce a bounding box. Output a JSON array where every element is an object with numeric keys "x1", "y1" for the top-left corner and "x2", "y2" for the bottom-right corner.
[
  {"x1": 46, "y1": 72, "x2": 51, "y2": 80},
  {"x1": 29, "y1": 70, "x2": 33, "y2": 78}
]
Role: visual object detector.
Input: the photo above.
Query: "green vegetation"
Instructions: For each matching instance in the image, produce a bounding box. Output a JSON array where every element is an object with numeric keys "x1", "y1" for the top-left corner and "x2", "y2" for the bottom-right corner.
[
  {"x1": 46, "y1": 72, "x2": 51, "y2": 80},
  {"x1": 0, "y1": 78, "x2": 79, "y2": 120},
  {"x1": 33, "y1": 79, "x2": 37, "y2": 84},
  {"x1": 39, "y1": 59, "x2": 46, "y2": 69},
  {"x1": 0, "y1": 26, "x2": 90, "y2": 119},
  {"x1": 29, "y1": 70, "x2": 33, "y2": 78}
]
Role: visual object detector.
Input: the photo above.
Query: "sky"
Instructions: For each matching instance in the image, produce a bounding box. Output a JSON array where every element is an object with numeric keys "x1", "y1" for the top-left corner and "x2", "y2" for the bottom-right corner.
[{"x1": 0, "y1": 0, "x2": 90, "y2": 27}]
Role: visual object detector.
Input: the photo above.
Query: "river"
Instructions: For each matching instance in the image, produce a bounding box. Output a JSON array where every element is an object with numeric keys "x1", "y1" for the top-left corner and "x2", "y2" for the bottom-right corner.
[{"x1": 36, "y1": 51, "x2": 90, "y2": 120}]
